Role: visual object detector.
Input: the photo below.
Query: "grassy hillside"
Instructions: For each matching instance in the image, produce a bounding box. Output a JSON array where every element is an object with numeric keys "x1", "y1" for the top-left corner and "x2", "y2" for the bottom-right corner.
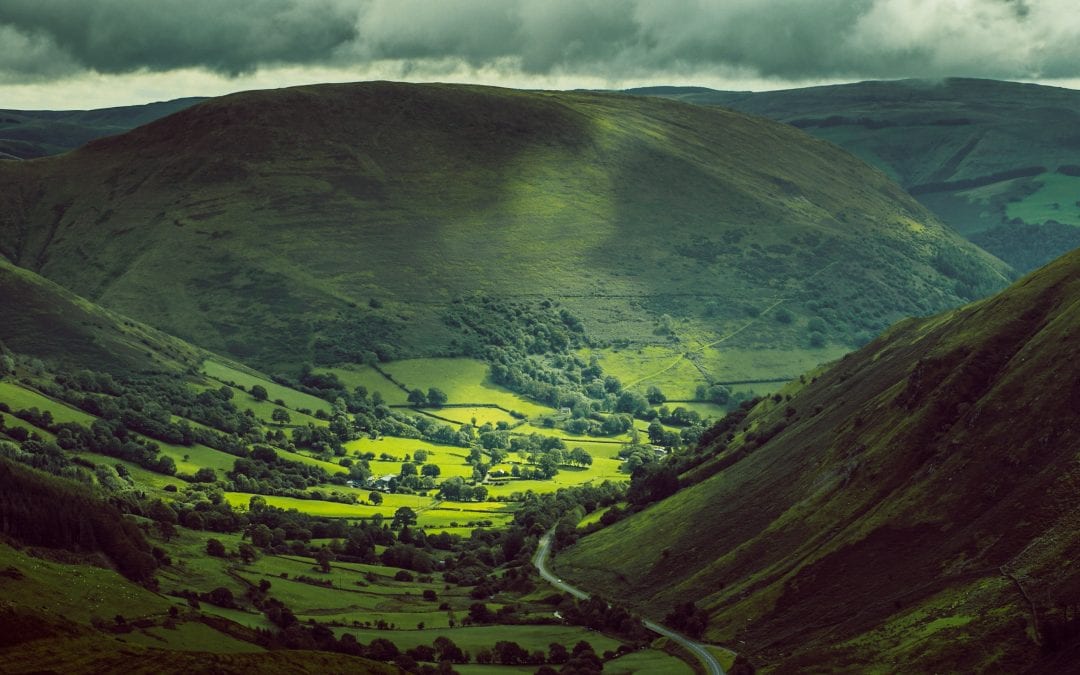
[
  {"x1": 0, "y1": 98, "x2": 204, "y2": 159},
  {"x1": 555, "y1": 248, "x2": 1080, "y2": 672},
  {"x1": 0, "y1": 257, "x2": 204, "y2": 373},
  {"x1": 630, "y1": 78, "x2": 1080, "y2": 271},
  {"x1": 0, "y1": 81, "x2": 1008, "y2": 380},
  {"x1": 0, "y1": 542, "x2": 398, "y2": 674}
]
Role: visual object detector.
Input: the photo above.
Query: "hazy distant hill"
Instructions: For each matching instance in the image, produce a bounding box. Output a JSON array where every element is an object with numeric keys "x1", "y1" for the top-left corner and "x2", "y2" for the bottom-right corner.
[
  {"x1": 630, "y1": 78, "x2": 1080, "y2": 271},
  {"x1": 0, "y1": 98, "x2": 204, "y2": 159},
  {"x1": 556, "y1": 247, "x2": 1080, "y2": 672},
  {"x1": 0, "y1": 81, "x2": 1008, "y2": 376}
]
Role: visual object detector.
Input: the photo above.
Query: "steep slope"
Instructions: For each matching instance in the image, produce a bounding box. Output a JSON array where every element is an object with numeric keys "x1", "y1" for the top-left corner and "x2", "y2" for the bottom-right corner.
[
  {"x1": 0, "y1": 257, "x2": 204, "y2": 373},
  {"x1": 0, "y1": 97, "x2": 204, "y2": 159},
  {"x1": 555, "y1": 248, "x2": 1080, "y2": 672},
  {"x1": 0, "y1": 81, "x2": 1009, "y2": 375},
  {"x1": 631, "y1": 78, "x2": 1080, "y2": 271}
]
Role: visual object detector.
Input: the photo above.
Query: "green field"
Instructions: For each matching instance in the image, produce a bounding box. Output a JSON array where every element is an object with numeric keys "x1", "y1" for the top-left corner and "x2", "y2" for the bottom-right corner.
[
  {"x1": 1006, "y1": 173, "x2": 1080, "y2": 226},
  {"x1": 1, "y1": 410, "x2": 55, "y2": 439},
  {"x1": 223, "y1": 492, "x2": 396, "y2": 519},
  {"x1": 434, "y1": 406, "x2": 521, "y2": 427},
  {"x1": 150, "y1": 438, "x2": 238, "y2": 475},
  {"x1": 221, "y1": 491, "x2": 513, "y2": 528},
  {"x1": 381, "y1": 358, "x2": 554, "y2": 418},
  {"x1": 195, "y1": 382, "x2": 328, "y2": 427},
  {"x1": 121, "y1": 621, "x2": 267, "y2": 653},
  {"x1": 274, "y1": 448, "x2": 349, "y2": 474},
  {"x1": 654, "y1": 401, "x2": 728, "y2": 421},
  {"x1": 578, "y1": 502, "x2": 626, "y2": 529},
  {"x1": 329, "y1": 624, "x2": 623, "y2": 656},
  {"x1": 313, "y1": 364, "x2": 409, "y2": 405},
  {"x1": 203, "y1": 361, "x2": 330, "y2": 413},
  {"x1": 604, "y1": 649, "x2": 695, "y2": 674},
  {"x1": 584, "y1": 346, "x2": 707, "y2": 400},
  {"x1": 346, "y1": 436, "x2": 466, "y2": 458},
  {"x1": 0, "y1": 542, "x2": 177, "y2": 625},
  {"x1": 0, "y1": 381, "x2": 97, "y2": 425}
]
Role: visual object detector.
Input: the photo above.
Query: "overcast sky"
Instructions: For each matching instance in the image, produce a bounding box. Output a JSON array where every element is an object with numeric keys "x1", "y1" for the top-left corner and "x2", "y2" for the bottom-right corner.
[{"x1": 2, "y1": 0, "x2": 1079, "y2": 109}]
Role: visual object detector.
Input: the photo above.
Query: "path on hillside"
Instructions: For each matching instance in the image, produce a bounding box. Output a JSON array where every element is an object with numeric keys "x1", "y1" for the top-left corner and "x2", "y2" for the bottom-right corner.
[
  {"x1": 532, "y1": 531, "x2": 724, "y2": 675},
  {"x1": 625, "y1": 261, "x2": 839, "y2": 390}
]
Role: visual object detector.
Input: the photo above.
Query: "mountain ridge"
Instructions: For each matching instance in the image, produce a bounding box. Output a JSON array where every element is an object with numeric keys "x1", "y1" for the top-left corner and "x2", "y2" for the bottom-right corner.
[
  {"x1": 627, "y1": 77, "x2": 1080, "y2": 271},
  {"x1": 554, "y1": 246, "x2": 1080, "y2": 672}
]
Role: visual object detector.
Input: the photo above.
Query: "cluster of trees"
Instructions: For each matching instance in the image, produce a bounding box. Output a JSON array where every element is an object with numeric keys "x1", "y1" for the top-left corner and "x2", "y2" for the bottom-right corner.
[
  {"x1": 407, "y1": 387, "x2": 448, "y2": 407},
  {"x1": 664, "y1": 601, "x2": 709, "y2": 639},
  {"x1": 227, "y1": 446, "x2": 334, "y2": 496},
  {"x1": 53, "y1": 371, "x2": 260, "y2": 452},
  {"x1": 2, "y1": 404, "x2": 178, "y2": 475},
  {"x1": 438, "y1": 477, "x2": 489, "y2": 502},
  {"x1": 0, "y1": 456, "x2": 159, "y2": 582},
  {"x1": 474, "y1": 640, "x2": 607, "y2": 671},
  {"x1": 557, "y1": 595, "x2": 651, "y2": 643}
]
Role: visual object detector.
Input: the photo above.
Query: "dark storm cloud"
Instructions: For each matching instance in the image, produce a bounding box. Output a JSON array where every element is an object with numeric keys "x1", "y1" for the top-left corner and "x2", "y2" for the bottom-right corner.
[
  {"x1": 0, "y1": 0, "x2": 359, "y2": 78},
  {"x1": 1, "y1": 0, "x2": 1078, "y2": 83}
]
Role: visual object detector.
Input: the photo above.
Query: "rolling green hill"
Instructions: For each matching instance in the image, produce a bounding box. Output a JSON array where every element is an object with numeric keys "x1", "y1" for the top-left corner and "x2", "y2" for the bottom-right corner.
[
  {"x1": 554, "y1": 248, "x2": 1080, "y2": 672},
  {"x1": 0, "y1": 257, "x2": 204, "y2": 373},
  {"x1": 0, "y1": 81, "x2": 1009, "y2": 380},
  {"x1": 0, "y1": 98, "x2": 204, "y2": 160},
  {"x1": 629, "y1": 78, "x2": 1080, "y2": 272}
]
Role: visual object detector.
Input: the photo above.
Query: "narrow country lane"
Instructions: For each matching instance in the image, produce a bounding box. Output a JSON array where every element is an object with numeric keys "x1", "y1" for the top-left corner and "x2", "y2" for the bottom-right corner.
[{"x1": 532, "y1": 531, "x2": 725, "y2": 675}]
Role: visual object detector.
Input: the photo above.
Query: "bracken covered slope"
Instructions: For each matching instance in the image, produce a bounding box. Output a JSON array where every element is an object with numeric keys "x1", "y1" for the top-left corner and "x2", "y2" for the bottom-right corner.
[
  {"x1": 0, "y1": 81, "x2": 1008, "y2": 373},
  {"x1": 555, "y1": 248, "x2": 1080, "y2": 672}
]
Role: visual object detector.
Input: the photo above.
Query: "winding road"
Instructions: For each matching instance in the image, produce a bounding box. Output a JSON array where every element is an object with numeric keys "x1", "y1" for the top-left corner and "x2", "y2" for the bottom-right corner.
[{"x1": 532, "y1": 531, "x2": 725, "y2": 675}]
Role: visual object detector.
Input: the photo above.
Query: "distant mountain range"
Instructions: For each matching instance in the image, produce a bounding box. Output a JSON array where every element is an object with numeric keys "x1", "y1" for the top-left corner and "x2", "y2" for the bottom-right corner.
[
  {"x1": 0, "y1": 98, "x2": 205, "y2": 159},
  {"x1": 629, "y1": 78, "x2": 1080, "y2": 271}
]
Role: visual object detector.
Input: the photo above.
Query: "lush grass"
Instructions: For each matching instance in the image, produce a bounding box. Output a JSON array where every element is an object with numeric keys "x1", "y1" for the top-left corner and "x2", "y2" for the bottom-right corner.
[
  {"x1": 416, "y1": 508, "x2": 514, "y2": 528},
  {"x1": 273, "y1": 448, "x2": 348, "y2": 474},
  {"x1": 0, "y1": 381, "x2": 97, "y2": 425},
  {"x1": 195, "y1": 382, "x2": 327, "y2": 427},
  {"x1": 653, "y1": 401, "x2": 728, "y2": 420},
  {"x1": 432, "y1": 406, "x2": 520, "y2": 427},
  {"x1": 0, "y1": 381, "x2": 234, "y2": 475},
  {"x1": 222, "y1": 492, "x2": 396, "y2": 519},
  {"x1": 381, "y1": 358, "x2": 557, "y2": 418},
  {"x1": 366, "y1": 456, "x2": 475, "y2": 481},
  {"x1": 1, "y1": 410, "x2": 55, "y2": 439},
  {"x1": 314, "y1": 364, "x2": 409, "y2": 405},
  {"x1": 304, "y1": 484, "x2": 437, "y2": 509},
  {"x1": 692, "y1": 346, "x2": 849, "y2": 385},
  {"x1": 1006, "y1": 173, "x2": 1080, "y2": 226},
  {"x1": 151, "y1": 438, "x2": 237, "y2": 475},
  {"x1": 329, "y1": 624, "x2": 623, "y2": 655},
  {"x1": 346, "y1": 436, "x2": 465, "y2": 458},
  {"x1": 0, "y1": 542, "x2": 176, "y2": 624},
  {"x1": 120, "y1": 621, "x2": 266, "y2": 653},
  {"x1": 583, "y1": 346, "x2": 707, "y2": 400},
  {"x1": 578, "y1": 502, "x2": 626, "y2": 528},
  {"x1": 604, "y1": 649, "x2": 694, "y2": 674},
  {"x1": 485, "y1": 459, "x2": 625, "y2": 498},
  {"x1": 220, "y1": 491, "x2": 513, "y2": 528},
  {"x1": 202, "y1": 361, "x2": 330, "y2": 413},
  {"x1": 455, "y1": 666, "x2": 536, "y2": 675}
]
